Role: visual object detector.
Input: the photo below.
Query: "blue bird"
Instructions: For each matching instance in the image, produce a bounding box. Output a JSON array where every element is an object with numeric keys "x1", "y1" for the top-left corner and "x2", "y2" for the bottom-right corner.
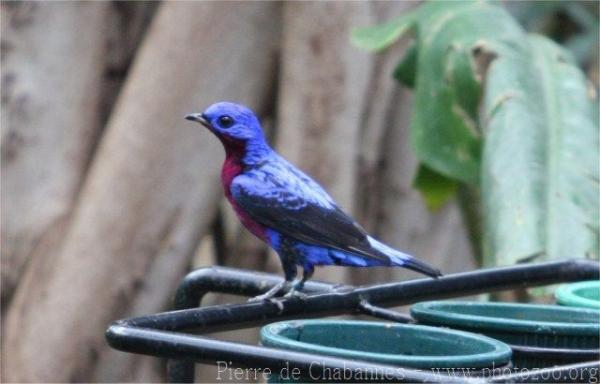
[{"x1": 186, "y1": 102, "x2": 441, "y2": 300}]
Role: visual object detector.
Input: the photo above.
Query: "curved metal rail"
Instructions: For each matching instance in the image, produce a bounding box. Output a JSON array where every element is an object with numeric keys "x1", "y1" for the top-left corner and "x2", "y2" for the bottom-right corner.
[{"x1": 105, "y1": 259, "x2": 600, "y2": 383}]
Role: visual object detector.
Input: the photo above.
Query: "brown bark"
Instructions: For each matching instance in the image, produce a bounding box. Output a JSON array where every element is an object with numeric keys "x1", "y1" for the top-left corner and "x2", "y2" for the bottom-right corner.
[
  {"x1": 354, "y1": 1, "x2": 419, "y2": 229},
  {"x1": 89, "y1": 4, "x2": 171, "y2": 382},
  {"x1": 3, "y1": 2, "x2": 280, "y2": 382},
  {"x1": 100, "y1": 2, "x2": 159, "y2": 125},
  {"x1": 1, "y1": 1, "x2": 109, "y2": 305}
]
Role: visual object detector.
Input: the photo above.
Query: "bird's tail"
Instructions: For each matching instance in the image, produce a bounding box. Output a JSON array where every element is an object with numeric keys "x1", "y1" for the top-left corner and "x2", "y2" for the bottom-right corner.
[{"x1": 367, "y1": 236, "x2": 442, "y2": 279}]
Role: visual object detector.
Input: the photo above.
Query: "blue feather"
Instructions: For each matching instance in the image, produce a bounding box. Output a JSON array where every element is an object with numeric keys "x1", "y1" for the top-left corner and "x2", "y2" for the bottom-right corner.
[{"x1": 188, "y1": 101, "x2": 442, "y2": 295}]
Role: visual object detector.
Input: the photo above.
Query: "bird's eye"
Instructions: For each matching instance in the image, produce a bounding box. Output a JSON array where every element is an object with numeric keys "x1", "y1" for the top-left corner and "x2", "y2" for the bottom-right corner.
[{"x1": 217, "y1": 115, "x2": 234, "y2": 128}]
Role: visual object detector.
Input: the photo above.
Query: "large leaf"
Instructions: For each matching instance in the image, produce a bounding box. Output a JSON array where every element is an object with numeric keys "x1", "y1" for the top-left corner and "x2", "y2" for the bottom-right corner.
[
  {"x1": 351, "y1": 13, "x2": 415, "y2": 52},
  {"x1": 482, "y1": 34, "x2": 600, "y2": 265},
  {"x1": 408, "y1": 2, "x2": 525, "y2": 185},
  {"x1": 353, "y1": 0, "x2": 599, "y2": 268},
  {"x1": 354, "y1": 1, "x2": 525, "y2": 185}
]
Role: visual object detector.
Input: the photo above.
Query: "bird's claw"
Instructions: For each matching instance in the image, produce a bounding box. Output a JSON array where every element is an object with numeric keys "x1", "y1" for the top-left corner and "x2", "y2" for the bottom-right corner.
[
  {"x1": 247, "y1": 296, "x2": 284, "y2": 311},
  {"x1": 248, "y1": 281, "x2": 287, "y2": 303},
  {"x1": 248, "y1": 294, "x2": 271, "y2": 303},
  {"x1": 283, "y1": 289, "x2": 308, "y2": 299},
  {"x1": 247, "y1": 285, "x2": 306, "y2": 313},
  {"x1": 269, "y1": 298, "x2": 285, "y2": 312}
]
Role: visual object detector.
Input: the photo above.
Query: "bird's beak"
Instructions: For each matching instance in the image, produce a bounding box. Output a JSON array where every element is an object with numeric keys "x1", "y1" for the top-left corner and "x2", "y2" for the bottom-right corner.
[{"x1": 185, "y1": 113, "x2": 210, "y2": 128}]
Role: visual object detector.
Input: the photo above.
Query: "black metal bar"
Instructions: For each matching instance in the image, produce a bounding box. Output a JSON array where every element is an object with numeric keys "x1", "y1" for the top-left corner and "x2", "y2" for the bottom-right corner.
[
  {"x1": 171, "y1": 269, "x2": 337, "y2": 382},
  {"x1": 125, "y1": 259, "x2": 599, "y2": 332},
  {"x1": 352, "y1": 259, "x2": 598, "y2": 306},
  {"x1": 169, "y1": 273, "x2": 350, "y2": 380},
  {"x1": 161, "y1": 259, "x2": 598, "y2": 382},
  {"x1": 170, "y1": 267, "x2": 345, "y2": 382},
  {"x1": 358, "y1": 300, "x2": 414, "y2": 323},
  {"x1": 175, "y1": 259, "x2": 599, "y2": 311},
  {"x1": 104, "y1": 259, "x2": 600, "y2": 383},
  {"x1": 108, "y1": 325, "x2": 477, "y2": 383},
  {"x1": 174, "y1": 267, "x2": 338, "y2": 310}
]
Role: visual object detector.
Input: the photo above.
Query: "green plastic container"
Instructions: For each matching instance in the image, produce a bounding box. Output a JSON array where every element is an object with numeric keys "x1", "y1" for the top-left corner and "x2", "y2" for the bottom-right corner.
[
  {"x1": 260, "y1": 319, "x2": 511, "y2": 381},
  {"x1": 411, "y1": 301, "x2": 600, "y2": 368},
  {"x1": 556, "y1": 280, "x2": 600, "y2": 309}
]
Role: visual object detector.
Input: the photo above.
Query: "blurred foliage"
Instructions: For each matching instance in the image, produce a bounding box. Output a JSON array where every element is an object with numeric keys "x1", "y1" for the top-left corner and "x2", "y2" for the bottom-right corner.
[
  {"x1": 505, "y1": 0, "x2": 599, "y2": 69},
  {"x1": 352, "y1": 0, "x2": 599, "y2": 269},
  {"x1": 413, "y1": 165, "x2": 457, "y2": 212}
]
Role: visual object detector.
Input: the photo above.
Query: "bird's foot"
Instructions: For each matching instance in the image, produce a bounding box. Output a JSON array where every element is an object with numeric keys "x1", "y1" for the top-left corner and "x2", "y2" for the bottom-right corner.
[
  {"x1": 248, "y1": 281, "x2": 286, "y2": 302},
  {"x1": 248, "y1": 294, "x2": 274, "y2": 303},
  {"x1": 282, "y1": 279, "x2": 308, "y2": 299},
  {"x1": 266, "y1": 297, "x2": 285, "y2": 312},
  {"x1": 283, "y1": 289, "x2": 308, "y2": 299},
  {"x1": 248, "y1": 291, "x2": 286, "y2": 312}
]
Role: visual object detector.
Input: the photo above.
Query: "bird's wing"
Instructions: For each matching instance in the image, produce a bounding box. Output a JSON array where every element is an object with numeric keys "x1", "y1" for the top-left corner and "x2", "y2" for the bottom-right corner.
[{"x1": 230, "y1": 160, "x2": 389, "y2": 263}]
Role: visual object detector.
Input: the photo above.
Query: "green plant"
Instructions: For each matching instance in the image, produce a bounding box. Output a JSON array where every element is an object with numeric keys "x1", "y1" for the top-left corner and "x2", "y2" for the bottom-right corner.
[{"x1": 352, "y1": 0, "x2": 599, "y2": 268}]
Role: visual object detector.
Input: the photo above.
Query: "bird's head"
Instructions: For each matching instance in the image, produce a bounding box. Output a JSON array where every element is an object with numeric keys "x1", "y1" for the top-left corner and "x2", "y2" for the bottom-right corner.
[{"x1": 186, "y1": 102, "x2": 264, "y2": 143}]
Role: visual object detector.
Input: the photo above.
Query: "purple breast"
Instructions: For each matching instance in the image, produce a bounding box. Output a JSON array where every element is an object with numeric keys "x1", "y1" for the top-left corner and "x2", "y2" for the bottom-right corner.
[{"x1": 220, "y1": 143, "x2": 268, "y2": 242}]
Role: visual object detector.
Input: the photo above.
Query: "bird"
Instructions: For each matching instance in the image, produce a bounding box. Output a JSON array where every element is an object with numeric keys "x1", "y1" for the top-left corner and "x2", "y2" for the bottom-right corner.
[{"x1": 186, "y1": 102, "x2": 442, "y2": 301}]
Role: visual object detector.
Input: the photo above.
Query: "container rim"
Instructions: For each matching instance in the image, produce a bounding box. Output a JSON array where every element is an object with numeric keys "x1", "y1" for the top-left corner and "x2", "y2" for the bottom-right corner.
[
  {"x1": 260, "y1": 319, "x2": 512, "y2": 369},
  {"x1": 410, "y1": 301, "x2": 600, "y2": 336},
  {"x1": 555, "y1": 280, "x2": 600, "y2": 309}
]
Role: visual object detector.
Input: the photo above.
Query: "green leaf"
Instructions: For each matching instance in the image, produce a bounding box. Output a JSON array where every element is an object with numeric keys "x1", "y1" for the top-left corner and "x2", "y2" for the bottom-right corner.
[
  {"x1": 355, "y1": 0, "x2": 599, "y2": 273},
  {"x1": 408, "y1": 1, "x2": 524, "y2": 185},
  {"x1": 413, "y1": 164, "x2": 458, "y2": 211},
  {"x1": 393, "y1": 42, "x2": 418, "y2": 88},
  {"x1": 481, "y1": 33, "x2": 600, "y2": 266},
  {"x1": 351, "y1": 14, "x2": 415, "y2": 52}
]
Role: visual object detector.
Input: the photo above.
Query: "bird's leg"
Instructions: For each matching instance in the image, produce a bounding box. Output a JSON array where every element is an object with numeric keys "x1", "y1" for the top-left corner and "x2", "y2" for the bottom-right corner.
[
  {"x1": 248, "y1": 281, "x2": 287, "y2": 302},
  {"x1": 248, "y1": 259, "x2": 297, "y2": 302},
  {"x1": 283, "y1": 265, "x2": 313, "y2": 298}
]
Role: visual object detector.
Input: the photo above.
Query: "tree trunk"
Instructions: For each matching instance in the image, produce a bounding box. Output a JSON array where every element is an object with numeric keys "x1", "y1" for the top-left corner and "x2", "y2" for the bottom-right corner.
[
  {"x1": 3, "y1": 2, "x2": 281, "y2": 382},
  {"x1": 1, "y1": 1, "x2": 109, "y2": 305},
  {"x1": 100, "y1": 2, "x2": 159, "y2": 125}
]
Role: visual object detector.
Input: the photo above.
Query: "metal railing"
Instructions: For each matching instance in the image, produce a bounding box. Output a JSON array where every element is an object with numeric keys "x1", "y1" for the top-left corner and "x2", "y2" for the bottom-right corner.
[{"x1": 105, "y1": 259, "x2": 600, "y2": 383}]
